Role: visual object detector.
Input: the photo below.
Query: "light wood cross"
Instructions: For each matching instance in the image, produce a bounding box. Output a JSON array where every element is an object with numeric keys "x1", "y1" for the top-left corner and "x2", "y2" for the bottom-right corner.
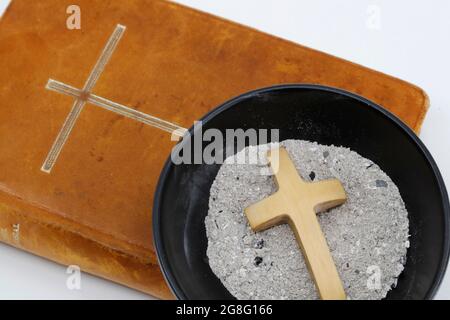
[
  {"x1": 245, "y1": 147, "x2": 347, "y2": 300},
  {"x1": 42, "y1": 24, "x2": 187, "y2": 173}
]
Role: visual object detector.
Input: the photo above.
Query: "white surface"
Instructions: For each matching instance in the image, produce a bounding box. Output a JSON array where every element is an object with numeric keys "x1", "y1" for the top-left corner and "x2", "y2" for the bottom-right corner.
[{"x1": 0, "y1": 0, "x2": 450, "y2": 299}]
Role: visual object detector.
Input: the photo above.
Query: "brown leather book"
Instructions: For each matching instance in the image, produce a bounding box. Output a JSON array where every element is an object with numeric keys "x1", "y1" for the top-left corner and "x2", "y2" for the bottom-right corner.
[{"x1": 0, "y1": 0, "x2": 428, "y2": 299}]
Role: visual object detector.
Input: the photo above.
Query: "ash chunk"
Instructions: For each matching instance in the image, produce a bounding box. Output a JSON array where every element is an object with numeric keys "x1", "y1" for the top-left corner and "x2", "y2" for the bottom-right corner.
[
  {"x1": 254, "y1": 256, "x2": 263, "y2": 266},
  {"x1": 254, "y1": 239, "x2": 265, "y2": 249},
  {"x1": 376, "y1": 180, "x2": 388, "y2": 188}
]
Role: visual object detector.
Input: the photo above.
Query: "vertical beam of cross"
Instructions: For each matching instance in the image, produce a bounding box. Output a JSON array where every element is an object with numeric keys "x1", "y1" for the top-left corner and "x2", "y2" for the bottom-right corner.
[{"x1": 42, "y1": 24, "x2": 187, "y2": 173}]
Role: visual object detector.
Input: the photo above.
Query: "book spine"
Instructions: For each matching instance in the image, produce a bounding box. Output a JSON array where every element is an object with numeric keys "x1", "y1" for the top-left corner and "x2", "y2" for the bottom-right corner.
[{"x1": 0, "y1": 191, "x2": 172, "y2": 299}]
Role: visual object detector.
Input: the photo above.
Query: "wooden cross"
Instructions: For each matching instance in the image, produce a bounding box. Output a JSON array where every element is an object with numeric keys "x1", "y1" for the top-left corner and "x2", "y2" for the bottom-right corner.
[
  {"x1": 245, "y1": 147, "x2": 347, "y2": 300},
  {"x1": 42, "y1": 24, "x2": 186, "y2": 173}
]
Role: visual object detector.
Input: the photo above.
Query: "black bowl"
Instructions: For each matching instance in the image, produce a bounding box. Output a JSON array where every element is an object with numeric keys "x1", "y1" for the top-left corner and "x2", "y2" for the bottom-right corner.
[{"x1": 153, "y1": 84, "x2": 450, "y2": 300}]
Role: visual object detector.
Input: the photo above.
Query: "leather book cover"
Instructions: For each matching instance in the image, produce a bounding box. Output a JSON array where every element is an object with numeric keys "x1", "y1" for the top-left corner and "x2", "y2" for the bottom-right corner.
[{"x1": 0, "y1": 0, "x2": 429, "y2": 299}]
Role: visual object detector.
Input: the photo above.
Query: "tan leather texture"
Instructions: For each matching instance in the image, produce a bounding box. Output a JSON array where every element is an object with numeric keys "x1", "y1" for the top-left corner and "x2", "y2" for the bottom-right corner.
[{"x1": 0, "y1": 0, "x2": 429, "y2": 299}]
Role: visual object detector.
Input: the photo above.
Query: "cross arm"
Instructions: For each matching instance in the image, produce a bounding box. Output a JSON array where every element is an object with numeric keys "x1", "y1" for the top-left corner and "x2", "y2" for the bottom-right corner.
[
  {"x1": 245, "y1": 191, "x2": 288, "y2": 232},
  {"x1": 307, "y1": 179, "x2": 347, "y2": 213}
]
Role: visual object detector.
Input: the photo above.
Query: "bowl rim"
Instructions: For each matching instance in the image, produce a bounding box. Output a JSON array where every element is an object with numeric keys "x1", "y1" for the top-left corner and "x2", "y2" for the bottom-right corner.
[{"x1": 152, "y1": 83, "x2": 450, "y2": 300}]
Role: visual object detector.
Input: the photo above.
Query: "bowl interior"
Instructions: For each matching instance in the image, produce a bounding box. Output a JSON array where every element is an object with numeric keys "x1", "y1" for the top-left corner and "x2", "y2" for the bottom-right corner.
[{"x1": 153, "y1": 85, "x2": 449, "y2": 300}]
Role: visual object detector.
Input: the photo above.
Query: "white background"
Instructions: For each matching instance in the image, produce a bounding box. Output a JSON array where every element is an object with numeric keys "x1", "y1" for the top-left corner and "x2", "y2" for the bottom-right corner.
[{"x1": 0, "y1": 0, "x2": 449, "y2": 299}]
